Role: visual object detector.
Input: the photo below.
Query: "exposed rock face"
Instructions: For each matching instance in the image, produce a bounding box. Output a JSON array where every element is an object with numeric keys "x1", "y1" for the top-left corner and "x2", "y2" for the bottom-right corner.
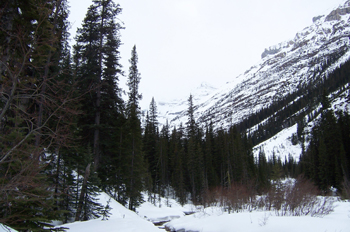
[
  {"x1": 261, "y1": 47, "x2": 282, "y2": 59},
  {"x1": 326, "y1": 0, "x2": 350, "y2": 21},
  {"x1": 312, "y1": 15, "x2": 324, "y2": 23}
]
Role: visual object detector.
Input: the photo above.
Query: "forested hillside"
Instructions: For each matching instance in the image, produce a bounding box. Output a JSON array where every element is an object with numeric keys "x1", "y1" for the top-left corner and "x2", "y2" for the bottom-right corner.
[{"x1": 0, "y1": 0, "x2": 350, "y2": 231}]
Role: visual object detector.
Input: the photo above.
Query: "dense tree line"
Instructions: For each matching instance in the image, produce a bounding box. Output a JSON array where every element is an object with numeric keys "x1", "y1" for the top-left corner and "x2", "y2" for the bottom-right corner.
[
  {"x1": 1, "y1": 0, "x2": 350, "y2": 231},
  {"x1": 0, "y1": 0, "x2": 148, "y2": 229},
  {"x1": 142, "y1": 94, "x2": 259, "y2": 204},
  {"x1": 299, "y1": 94, "x2": 350, "y2": 195}
]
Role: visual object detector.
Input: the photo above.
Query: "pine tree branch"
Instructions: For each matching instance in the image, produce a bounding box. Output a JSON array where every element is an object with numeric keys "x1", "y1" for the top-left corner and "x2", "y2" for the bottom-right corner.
[
  {"x1": 0, "y1": 96, "x2": 77, "y2": 164},
  {"x1": 0, "y1": 50, "x2": 30, "y2": 123}
]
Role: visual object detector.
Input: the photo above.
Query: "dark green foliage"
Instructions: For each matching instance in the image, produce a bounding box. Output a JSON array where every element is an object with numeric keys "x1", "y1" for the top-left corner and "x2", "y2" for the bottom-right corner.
[
  {"x1": 124, "y1": 45, "x2": 146, "y2": 211},
  {"x1": 101, "y1": 198, "x2": 112, "y2": 220},
  {"x1": 257, "y1": 149, "x2": 270, "y2": 193},
  {"x1": 74, "y1": 0, "x2": 123, "y2": 172},
  {"x1": 81, "y1": 170, "x2": 104, "y2": 221},
  {"x1": 72, "y1": 0, "x2": 127, "y2": 218},
  {"x1": 0, "y1": 0, "x2": 78, "y2": 230},
  {"x1": 168, "y1": 125, "x2": 187, "y2": 204},
  {"x1": 143, "y1": 98, "x2": 159, "y2": 193},
  {"x1": 299, "y1": 94, "x2": 350, "y2": 194}
]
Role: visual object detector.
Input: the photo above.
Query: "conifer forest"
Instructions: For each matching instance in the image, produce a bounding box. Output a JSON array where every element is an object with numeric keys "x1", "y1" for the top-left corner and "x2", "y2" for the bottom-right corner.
[{"x1": 0, "y1": 0, "x2": 350, "y2": 231}]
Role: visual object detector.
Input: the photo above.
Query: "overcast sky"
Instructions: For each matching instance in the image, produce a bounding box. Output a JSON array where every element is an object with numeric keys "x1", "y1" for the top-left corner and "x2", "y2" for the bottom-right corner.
[{"x1": 68, "y1": 0, "x2": 345, "y2": 109}]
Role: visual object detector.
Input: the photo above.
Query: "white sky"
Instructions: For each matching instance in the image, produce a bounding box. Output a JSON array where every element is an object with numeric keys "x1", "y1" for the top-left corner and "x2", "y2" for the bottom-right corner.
[{"x1": 68, "y1": 0, "x2": 345, "y2": 109}]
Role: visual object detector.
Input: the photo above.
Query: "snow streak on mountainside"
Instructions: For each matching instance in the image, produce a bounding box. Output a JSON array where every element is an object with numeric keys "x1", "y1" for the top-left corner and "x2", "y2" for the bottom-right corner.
[{"x1": 155, "y1": 0, "x2": 350, "y2": 130}]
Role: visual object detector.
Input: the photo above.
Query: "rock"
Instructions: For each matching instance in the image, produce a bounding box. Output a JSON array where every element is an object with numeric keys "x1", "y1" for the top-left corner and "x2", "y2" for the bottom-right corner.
[
  {"x1": 261, "y1": 47, "x2": 281, "y2": 59},
  {"x1": 312, "y1": 15, "x2": 324, "y2": 23},
  {"x1": 325, "y1": 5, "x2": 350, "y2": 21}
]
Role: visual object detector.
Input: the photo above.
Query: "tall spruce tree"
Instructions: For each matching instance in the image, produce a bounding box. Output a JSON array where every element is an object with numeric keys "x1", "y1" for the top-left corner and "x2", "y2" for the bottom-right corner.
[
  {"x1": 124, "y1": 45, "x2": 145, "y2": 211},
  {"x1": 74, "y1": 0, "x2": 123, "y2": 171},
  {"x1": 143, "y1": 98, "x2": 159, "y2": 193},
  {"x1": 169, "y1": 124, "x2": 187, "y2": 204},
  {"x1": 73, "y1": 0, "x2": 123, "y2": 219},
  {"x1": 158, "y1": 121, "x2": 170, "y2": 196},
  {"x1": 185, "y1": 94, "x2": 205, "y2": 203}
]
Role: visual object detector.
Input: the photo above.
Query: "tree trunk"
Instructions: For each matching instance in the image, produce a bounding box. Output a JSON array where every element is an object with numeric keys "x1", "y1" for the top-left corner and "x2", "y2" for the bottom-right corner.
[
  {"x1": 129, "y1": 135, "x2": 135, "y2": 210},
  {"x1": 75, "y1": 163, "x2": 91, "y2": 221},
  {"x1": 35, "y1": 0, "x2": 62, "y2": 147},
  {"x1": 93, "y1": 0, "x2": 106, "y2": 171}
]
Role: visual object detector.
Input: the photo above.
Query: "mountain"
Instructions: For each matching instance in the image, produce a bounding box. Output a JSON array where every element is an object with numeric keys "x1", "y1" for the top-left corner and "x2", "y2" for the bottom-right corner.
[
  {"x1": 156, "y1": 0, "x2": 350, "y2": 127},
  {"x1": 151, "y1": 0, "x2": 350, "y2": 160},
  {"x1": 155, "y1": 82, "x2": 217, "y2": 126}
]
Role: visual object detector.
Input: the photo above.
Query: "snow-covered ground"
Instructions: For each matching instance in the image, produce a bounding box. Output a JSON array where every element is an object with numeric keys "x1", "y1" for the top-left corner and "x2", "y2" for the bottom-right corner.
[
  {"x1": 61, "y1": 193, "x2": 162, "y2": 232},
  {"x1": 63, "y1": 193, "x2": 349, "y2": 232},
  {"x1": 1, "y1": 191, "x2": 349, "y2": 232},
  {"x1": 165, "y1": 200, "x2": 350, "y2": 232}
]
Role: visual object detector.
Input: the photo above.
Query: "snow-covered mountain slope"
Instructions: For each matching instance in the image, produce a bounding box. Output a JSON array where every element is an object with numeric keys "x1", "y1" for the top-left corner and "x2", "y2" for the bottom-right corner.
[
  {"x1": 155, "y1": 82, "x2": 217, "y2": 126},
  {"x1": 253, "y1": 124, "x2": 302, "y2": 162},
  {"x1": 155, "y1": 0, "x2": 350, "y2": 130},
  {"x1": 253, "y1": 85, "x2": 350, "y2": 162}
]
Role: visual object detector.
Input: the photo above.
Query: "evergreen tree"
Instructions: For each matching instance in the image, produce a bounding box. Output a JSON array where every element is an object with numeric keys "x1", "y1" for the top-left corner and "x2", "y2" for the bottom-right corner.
[
  {"x1": 257, "y1": 149, "x2": 270, "y2": 193},
  {"x1": 300, "y1": 93, "x2": 347, "y2": 192},
  {"x1": 124, "y1": 45, "x2": 145, "y2": 211},
  {"x1": 185, "y1": 94, "x2": 205, "y2": 203},
  {"x1": 204, "y1": 123, "x2": 219, "y2": 188},
  {"x1": 169, "y1": 125, "x2": 187, "y2": 204},
  {"x1": 186, "y1": 94, "x2": 197, "y2": 138},
  {"x1": 158, "y1": 122, "x2": 170, "y2": 196},
  {"x1": 0, "y1": 0, "x2": 76, "y2": 230},
  {"x1": 143, "y1": 98, "x2": 159, "y2": 192},
  {"x1": 73, "y1": 0, "x2": 124, "y2": 218},
  {"x1": 74, "y1": 0, "x2": 123, "y2": 171},
  {"x1": 337, "y1": 111, "x2": 350, "y2": 182}
]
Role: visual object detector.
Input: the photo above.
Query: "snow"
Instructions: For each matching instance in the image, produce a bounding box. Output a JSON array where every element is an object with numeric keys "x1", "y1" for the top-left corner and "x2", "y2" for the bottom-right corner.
[
  {"x1": 0, "y1": 193, "x2": 350, "y2": 232},
  {"x1": 1, "y1": 189, "x2": 349, "y2": 232},
  {"x1": 0, "y1": 224, "x2": 17, "y2": 232},
  {"x1": 137, "y1": 201, "x2": 185, "y2": 224},
  {"x1": 165, "y1": 200, "x2": 350, "y2": 232},
  {"x1": 62, "y1": 192, "x2": 163, "y2": 232},
  {"x1": 57, "y1": 191, "x2": 350, "y2": 232},
  {"x1": 253, "y1": 124, "x2": 302, "y2": 162}
]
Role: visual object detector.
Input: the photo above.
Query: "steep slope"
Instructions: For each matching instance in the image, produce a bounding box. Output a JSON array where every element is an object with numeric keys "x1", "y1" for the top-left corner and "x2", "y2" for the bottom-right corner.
[
  {"x1": 158, "y1": 0, "x2": 350, "y2": 132},
  {"x1": 156, "y1": 82, "x2": 217, "y2": 126}
]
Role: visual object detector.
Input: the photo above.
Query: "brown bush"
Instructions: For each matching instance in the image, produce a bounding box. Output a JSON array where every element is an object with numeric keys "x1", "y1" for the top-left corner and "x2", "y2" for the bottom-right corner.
[
  {"x1": 268, "y1": 176, "x2": 335, "y2": 217},
  {"x1": 201, "y1": 182, "x2": 257, "y2": 213},
  {"x1": 201, "y1": 177, "x2": 335, "y2": 217}
]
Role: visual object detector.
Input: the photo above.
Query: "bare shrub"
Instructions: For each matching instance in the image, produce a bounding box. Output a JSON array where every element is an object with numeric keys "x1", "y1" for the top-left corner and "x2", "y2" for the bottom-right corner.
[
  {"x1": 201, "y1": 177, "x2": 335, "y2": 217},
  {"x1": 201, "y1": 182, "x2": 257, "y2": 213},
  {"x1": 202, "y1": 187, "x2": 221, "y2": 208},
  {"x1": 279, "y1": 176, "x2": 335, "y2": 217},
  {"x1": 226, "y1": 182, "x2": 256, "y2": 213},
  {"x1": 255, "y1": 176, "x2": 335, "y2": 217}
]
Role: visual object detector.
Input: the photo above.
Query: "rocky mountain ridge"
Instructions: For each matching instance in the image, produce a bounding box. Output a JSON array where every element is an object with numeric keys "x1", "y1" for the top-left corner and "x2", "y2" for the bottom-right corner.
[{"x1": 154, "y1": 0, "x2": 350, "y2": 134}]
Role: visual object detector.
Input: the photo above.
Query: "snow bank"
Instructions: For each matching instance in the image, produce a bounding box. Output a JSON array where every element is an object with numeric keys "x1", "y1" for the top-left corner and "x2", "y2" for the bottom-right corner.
[
  {"x1": 62, "y1": 192, "x2": 162, "y2": 232},
  {"x1": 0, "y1": 224, "x2": 17, "y2": 232},
  {"x1": 165, "y1": 200, "x2": 350, "y2": 232}
]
